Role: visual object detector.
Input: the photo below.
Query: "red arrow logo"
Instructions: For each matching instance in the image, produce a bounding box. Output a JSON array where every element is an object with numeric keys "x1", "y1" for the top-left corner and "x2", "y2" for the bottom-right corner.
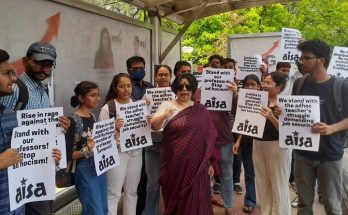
[
  {"x1": 261, "y1": 40, "x2": 280, "y2": 59},
  {"x1": 11, "y1": 12, "x2": 60, "y2": 75}
]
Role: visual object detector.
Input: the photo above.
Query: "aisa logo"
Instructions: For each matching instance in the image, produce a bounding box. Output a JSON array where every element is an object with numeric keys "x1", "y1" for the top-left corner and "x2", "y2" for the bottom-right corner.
[
  {"x1": 236, "y1": 120, "x2": 258, "y2": 134},
  {"x1": 16, "y1": 177, "x2": 46, "y2": 203},
  {"x1": 205, "y1": 96, "x2": 226, "y2": 109},
  {"x1": 125, "y1": 134, "x2": 148, "y2": 148},
  {"x1": 99, "y1": 154, "x2": 116, "y2": 171},
  {"x1": 285, "y1": 131, "x2": 312, "y2": 147}
]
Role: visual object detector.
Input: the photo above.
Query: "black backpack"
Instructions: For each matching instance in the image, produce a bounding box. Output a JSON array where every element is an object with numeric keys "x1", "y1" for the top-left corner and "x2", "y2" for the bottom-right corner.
[
  {"x1": 14, "y1": 79, "x2": 49, "y2": 111},
  {"x1": 292, "y1": 75, "x2": 348, "y2": 147}
]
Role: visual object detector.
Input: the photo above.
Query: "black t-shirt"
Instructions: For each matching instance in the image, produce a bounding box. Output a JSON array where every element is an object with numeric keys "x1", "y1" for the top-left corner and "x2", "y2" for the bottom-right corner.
[
  {"x1": 295, "y1": 77, "x2": 348, "y2": 161},
  {"x1": 255, "y1": 106, "x2": 279, "y2": 141}
]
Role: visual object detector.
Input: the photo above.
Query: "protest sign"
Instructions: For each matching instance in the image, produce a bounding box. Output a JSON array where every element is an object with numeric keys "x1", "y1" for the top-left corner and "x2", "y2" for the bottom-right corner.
[
  {"x1": 232, "y1": 89, "x2": 268, "y2": 138},
  {"x1": 145, "y1": 87, "x2": 175, "y2": 115},
  {"x1": 92, "y1": 118, "x2": 120, "y2": 176},
  {"x1": 279, "y1": 28, "x2": 302, "y2": 63},
  {"x1": 117, "y1": 100, "x2": 153, "y2": 152},
  {"x1": 8, "y1": 124, "x2": 56, "y2": 211},
  {"x1": 278, "y1": 95, "x2": 320, "y2": 151},
  {"x1": 201, "y1": 68, "x2": 234, "y2": 111},
  {"x1": 16, "y1": 107, "x2": 67, "y2": 168},
  {"x1": 327, "y1": 46, "x2": 348, "y2": 78},
  {"x1": 236, "y1": 55, "x2": 262, "y2": 82}
]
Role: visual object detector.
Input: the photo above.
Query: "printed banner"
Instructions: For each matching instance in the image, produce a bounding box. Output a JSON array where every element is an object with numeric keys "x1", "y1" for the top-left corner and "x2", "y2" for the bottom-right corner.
[
  {"x1": 279, "y1": 28, "x2": 302, "y2": 63},
  {"x1": 232, "y1": 89, "x2": 268, "y2": 138},
  {"x1": 16, "y1": 107, "x2": 67, "y2": 168},
  {"x1": 117, "y1": 101, "x2": 153, "y2": 152},
  {"x1": 201, "y1": 68, "x2": 234, "y2": 111},
  {"x1": 327, "y1": 46, "x2": 348, "y2": 78},
  {"x1": 278, "y1": 95, "x2": 320, "y2": 151},
  {"x1": 92, "y1": 118, "x2": 120, "y2": 176},
  {"x1": 145, "y1": 87, "x2": 175, "y2": 115},
  {"x1": 236, "y1": 55, "x2": 262, "y2": 81},
  {"x1": 8, "y1": 124, "x2": 56, "y2": 211}
]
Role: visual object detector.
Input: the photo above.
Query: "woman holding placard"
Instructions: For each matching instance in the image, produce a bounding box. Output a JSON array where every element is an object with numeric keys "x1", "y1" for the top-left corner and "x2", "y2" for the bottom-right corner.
[
  {"x1": 233, "y1": 74, "x2": 261, "y2": 213},
  {"x1": 65, "y1": 81, "x2": 107, "y2": 215},
  {"x1": 142, "y1": 65, "x2": 172, "y2": 215},
  {"x1": 150, "y1": 73, "x2": 216, "y2": 215},
  {"x1": 99, "y1": 73, "x2": 142, "y2": 215},
  {"x1": 254, "y1": 71, "x2": 291, "y2": 215}
]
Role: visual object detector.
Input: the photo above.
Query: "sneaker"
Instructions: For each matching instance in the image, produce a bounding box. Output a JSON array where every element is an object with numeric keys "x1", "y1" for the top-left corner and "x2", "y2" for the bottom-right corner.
[
  {"x1": 234, "y1": 184, "x2": 243, "y2": 194},
  {"x1": 291, "y1": 195, "x2": 298, "y2": 208},
  {"x1": 213, "y1": 183, "x2": 221, "y2": 194}
]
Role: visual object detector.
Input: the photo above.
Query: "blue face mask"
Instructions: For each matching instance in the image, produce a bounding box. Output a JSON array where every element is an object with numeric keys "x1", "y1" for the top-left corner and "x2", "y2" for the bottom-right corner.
[{"x1": 131, "y1": 70, "x2": 145, "y2": 82}]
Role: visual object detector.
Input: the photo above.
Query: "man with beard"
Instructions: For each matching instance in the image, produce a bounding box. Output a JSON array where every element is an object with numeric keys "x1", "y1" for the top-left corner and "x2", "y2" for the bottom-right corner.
[
  {"x1": 0, "y1": 49, "x2": 24, "y2": 215},
  {"x1": 0, "y1": 42, "x2": 69, "y2": 215}
]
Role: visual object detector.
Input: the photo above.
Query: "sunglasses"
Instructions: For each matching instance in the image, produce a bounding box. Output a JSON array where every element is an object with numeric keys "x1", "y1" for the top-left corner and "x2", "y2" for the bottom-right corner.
[{"x1": 178, "y1": 84, "x2": 193, "y2": 91}]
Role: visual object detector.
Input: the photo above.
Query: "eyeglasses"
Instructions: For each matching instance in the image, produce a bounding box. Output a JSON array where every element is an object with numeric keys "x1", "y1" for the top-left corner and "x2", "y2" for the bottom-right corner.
[
  {"x1": 261, "y1": 81, "x2": 275, "y2": 86},
  {"x1": 156, "y1": 73, "x2": 170, "y2": 78},
  {"x1": 299, "y1": 56, "x2": 318, "y2": 62},
  {"x1": 29, "y1": 58, "x2": 56, "y2": 70},
  {"x1": 1, "y1": 70, "x2": 16, "y2": 77},
  {"x1": 178, "y1": 84, "x2": 192, "y2": 91}
]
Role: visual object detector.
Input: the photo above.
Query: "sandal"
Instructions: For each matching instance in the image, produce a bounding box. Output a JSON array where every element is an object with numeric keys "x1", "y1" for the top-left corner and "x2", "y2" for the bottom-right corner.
[
  {"x1": 211, "y1": 196, "x2": 224, "y2": 207},
  {"x1": 242, "y1": 205, "x2": 253, "y2": 213}
]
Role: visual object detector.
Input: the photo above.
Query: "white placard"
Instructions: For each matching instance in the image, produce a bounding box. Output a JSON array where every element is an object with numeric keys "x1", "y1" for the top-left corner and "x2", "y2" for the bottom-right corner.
[
  {"x1": 92, "y1": 118, "x2": 120, "y2": 176},
  {"x1": 327, "y1": 46, "x2": 348, "y2": 78},
  {"x1": 201, "y1": 68, "x2": 234, "y2": 111},
  {"x1": 16, "y1": 107, "x2": 67, "y2": 168},
  {"x1": 8, "y1": 124, "x2": 56, "y2": 211},
  {"x1": 145, "y1": 88, "x2": 175, "y2": 115},
  {"x1": 278, "y1": 95, "x2": 320, "y2": 151},
  {"x1": 236, "y1": 55, "x2": 262, "y2": 81},
  {"x1": 232, "y1": 89, "x2": 268, "y2": 138},
  {"x1": 279, "y1": 28, "x2": 302, "y2": 63},
  {"x1": 117, "y1": 101, "x2": 153, "y2": 152}
]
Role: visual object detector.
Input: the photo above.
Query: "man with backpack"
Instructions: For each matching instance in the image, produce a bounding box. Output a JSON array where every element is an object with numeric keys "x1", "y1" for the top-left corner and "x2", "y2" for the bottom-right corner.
[
  {"x1": 0, "y1": 42, "x2": 70, "y2": 215},
  {"x1": 291, "y1": 39, "x2": 348, "y2": 215}
]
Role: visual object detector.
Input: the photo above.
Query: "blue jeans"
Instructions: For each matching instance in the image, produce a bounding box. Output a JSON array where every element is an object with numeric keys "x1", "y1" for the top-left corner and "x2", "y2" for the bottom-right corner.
[
  {"x1": 218, "y1": 143, "x2": 234, "y2": 209},
  {"x1": 142, "y1": 146, "x2": 160, "y2": 215},
  {"x1": 75, "y1": 158, "x2": 108, "y2": 215},
  {"x1": 240, "y1": 145, "x2": 256, "y2": 207}
]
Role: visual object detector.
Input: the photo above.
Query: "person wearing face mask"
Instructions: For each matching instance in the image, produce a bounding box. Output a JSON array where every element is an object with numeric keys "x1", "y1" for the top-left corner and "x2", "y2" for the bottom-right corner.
[
  {"x1": 126, "y1": 56, "x2": 153, "y2": 214},
  {"x1": 126, "y1": 56, "x2": 153, "y2": 101}
]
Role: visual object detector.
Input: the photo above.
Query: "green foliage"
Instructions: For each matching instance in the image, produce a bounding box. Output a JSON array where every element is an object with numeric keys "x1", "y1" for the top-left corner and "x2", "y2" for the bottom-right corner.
[{"x1": 182, "y1": 0, "x2": 348, "y2": 64}]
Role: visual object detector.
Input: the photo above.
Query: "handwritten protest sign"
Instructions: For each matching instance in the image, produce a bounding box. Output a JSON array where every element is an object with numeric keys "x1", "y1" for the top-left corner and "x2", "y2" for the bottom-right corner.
[
  {"x1": 236, "y1": 55, "x2": 262, "y2": 82},
  {"x1": 327, "y1": 46, "x2": 348, "y2": 78},
  {"x1": 8, "y1": 124, "x2": 56, "y2": 211},
  {"x1": 117, "y1": 101, "x2": 153, "y2": 152},
  {"x1": 232, "y1": 89, "x2": 268, "y2": 138},
  {"x1": 278, "y1": 95, "x2": 320, "y2": 151},
  {"x1": 201, "y1": 68, "x2": 234, "y2": 111},
  {"x1": 279, "y1": 28, "x2": 302, "y2": 63},
  {"x1": 92, "y1": 118, "x2": 120, "y2": 176},
  {"x1": 145, "y1": 87, "x2": 175, "y2": 115},
  {"x1": 16, "y1": 107, "x2": 67, "y2": 168}
]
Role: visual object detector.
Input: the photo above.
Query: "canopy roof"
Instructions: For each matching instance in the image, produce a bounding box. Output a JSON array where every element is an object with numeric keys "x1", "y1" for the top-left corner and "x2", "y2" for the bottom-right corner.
[{"x1": 127, "y1": 0, "x2": 298, "y2": 24}]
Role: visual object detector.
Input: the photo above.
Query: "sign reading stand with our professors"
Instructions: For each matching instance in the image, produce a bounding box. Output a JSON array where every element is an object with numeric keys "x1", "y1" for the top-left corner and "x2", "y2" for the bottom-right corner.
[{"x1": 201, "y1": 68, "x2": 234, "y2": 111}]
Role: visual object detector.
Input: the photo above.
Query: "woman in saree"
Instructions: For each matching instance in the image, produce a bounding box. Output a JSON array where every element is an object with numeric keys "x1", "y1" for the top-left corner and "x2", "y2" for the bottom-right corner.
[{"x1": 150, "y1": 73, "x2": 216, "y2": 215}]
